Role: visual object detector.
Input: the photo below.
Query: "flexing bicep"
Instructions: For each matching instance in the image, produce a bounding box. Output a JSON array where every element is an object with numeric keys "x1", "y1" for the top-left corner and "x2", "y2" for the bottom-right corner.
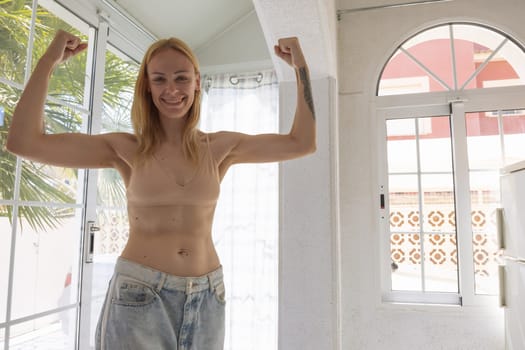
[
  {"x1": 6, "y1": 132, "x2": 129, "y2": 169},
  {"x1": 219, "y1": 131, "x2": 315, "y2": 166}
]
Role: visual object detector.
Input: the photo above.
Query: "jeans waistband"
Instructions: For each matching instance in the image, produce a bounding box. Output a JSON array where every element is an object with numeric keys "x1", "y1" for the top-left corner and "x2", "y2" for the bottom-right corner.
[{"x1": 114, "y1": 257, "x2": 223, "y2": 294}]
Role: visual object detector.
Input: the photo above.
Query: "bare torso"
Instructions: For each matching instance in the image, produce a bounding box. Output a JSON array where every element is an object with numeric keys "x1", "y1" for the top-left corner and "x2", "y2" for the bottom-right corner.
[
  {"x1": 116, "y1": 131, "x2": 226, "y2": 277},
  {"x1": 121, "y1": 204, "x2": 220, "y2": 277}
]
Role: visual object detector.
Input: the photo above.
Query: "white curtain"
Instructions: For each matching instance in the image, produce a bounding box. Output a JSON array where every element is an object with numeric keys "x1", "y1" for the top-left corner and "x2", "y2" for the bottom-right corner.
[{"x1": 200, "y1": 71, "x2": 279, "y2": 350}]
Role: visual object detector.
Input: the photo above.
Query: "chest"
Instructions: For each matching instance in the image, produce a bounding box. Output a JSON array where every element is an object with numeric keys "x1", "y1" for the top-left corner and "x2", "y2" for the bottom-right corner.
[{"x1": 127, "y1": 155, "x2": 220, "y2": 207}]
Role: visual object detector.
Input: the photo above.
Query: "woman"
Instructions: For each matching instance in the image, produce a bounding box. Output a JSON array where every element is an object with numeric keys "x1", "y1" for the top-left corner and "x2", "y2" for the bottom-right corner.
[{"x1": 6, "y1": 29, "x2": 316, "y2": 349}]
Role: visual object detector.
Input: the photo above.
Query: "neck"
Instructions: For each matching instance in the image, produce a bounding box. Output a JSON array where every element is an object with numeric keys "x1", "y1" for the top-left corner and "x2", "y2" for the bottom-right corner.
[{"x1": 159, "y1": 117, "x2": 186, "y2": 145}]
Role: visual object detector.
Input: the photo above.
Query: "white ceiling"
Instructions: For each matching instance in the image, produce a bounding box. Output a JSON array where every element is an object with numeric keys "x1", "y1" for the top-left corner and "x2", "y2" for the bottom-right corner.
[
  {"x1": 111, "y1": 0, "x2": 255, "y2": 51},
  {"x1": 97, "y1": 0, "x2": 339, "y2": 80}
]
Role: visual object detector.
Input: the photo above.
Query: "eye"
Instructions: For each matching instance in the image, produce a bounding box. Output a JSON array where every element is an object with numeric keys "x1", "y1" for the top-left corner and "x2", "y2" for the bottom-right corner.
[
  {"x1": 151, "y1": 77, "x2": 165, "y2": 84},
  {"x1": 176, "y1": 76, "x2": 189, "y2": 82}
]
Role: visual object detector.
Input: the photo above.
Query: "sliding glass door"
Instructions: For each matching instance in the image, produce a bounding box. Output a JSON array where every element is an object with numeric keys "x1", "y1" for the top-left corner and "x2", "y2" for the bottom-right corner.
[
  {"x1": 0, "y1": 2, "x2": 139, "y2": 349},
  {"x1": 0, "y1": 1, "x2": 92, "y2": 348}
]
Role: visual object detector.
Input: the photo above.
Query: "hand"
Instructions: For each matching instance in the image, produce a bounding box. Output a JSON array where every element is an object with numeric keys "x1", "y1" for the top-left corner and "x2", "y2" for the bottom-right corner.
[
  {"x1": 41, "y1": 30, "x2": 88, "y2": 67},
  {"x1": 274, "y1": 37, "x2": 307, "y2": 69}
]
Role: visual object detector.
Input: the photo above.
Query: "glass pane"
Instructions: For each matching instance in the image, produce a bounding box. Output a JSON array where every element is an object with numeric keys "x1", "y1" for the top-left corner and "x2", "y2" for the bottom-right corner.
[
  {"x1": 0, "y1": 150, "x2": 17, "y2": 202},
  {"x1": 466, "y1": 111, "x2": 502, "y2": 169},
  {"x1": 34, "y1": 5, "x2": 89, "y2": 110},
  {"x1": 419, "y1": 117, "x2": 453, "y2": 172},
  {"x1": 11, "y1": 207, "x2": 82, "y2": 320},
  {"x1": 502, "y1": 110, "x2": 525, "y2": 165},
  {"x1": 379, "y1": 49, "x2": 440, "y2": 95},
  {"x1": 101, "y1": 46, "x2": 137, "y2": 134},
  {"x1": 402, "y1": 25, "x2": 454, "y2": 90},
  {"x1": 391, "y1": 232, "x2": 422, "y2": 291},
  {"x1": 0, "y1": 205, "x2": 12, "y2": 324},
  {"x1": 386, "y1": 119, "x2": 418, "y2": 173},
  {"x1": 0, "y1": 0, "x2": 33, "y2": 83},
  {"x1": 470, "y1": 171, "x2": 500, "y2": 295},
  {"x1": 95, "y1": 209, "x2": 129, "y2": 255},
  {"x1": 0, "y1": 82, "x2": 22, "y2": 200},
  {"x1": 19, "y1": 103, "x2": 87, "y2": 204},
  {"x1": 389, "y1": 175, "x2": 421, "y2": 291},
  {"x1": 477, "y1": 41, "x2": 525, "y2": 90},
  {"x1": 9, "y1": 309, "x2": 77, "y2": 350},
  {"x1": 20, "y1": 159, "x2": 83, "y2": 204},
  {"x1": 388, "y1": 174, "x2": 419, "y2": 209},
  {"x1": 0, "y1": 328, "x2": 4, "y2": 350},
  {"x1": 453, "y1": 24, "x2": 525, "y2": 90},
  {"x1": 421, "y1": 174, "x2": 455, "y2": 233},
  {"x1": 420, "y1": 173, "x2": 457, "y2": 293},
  {"x1": 423, "y1": 233, "x2": 458, "y2": 292}
]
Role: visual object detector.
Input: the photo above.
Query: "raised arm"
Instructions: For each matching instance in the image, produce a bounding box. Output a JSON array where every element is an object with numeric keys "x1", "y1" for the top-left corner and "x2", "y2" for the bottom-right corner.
[
  {"x1": 6, "y1": 30, "x2": 128, "y2": 169},
  {"x1": 216, "y1": 37, "x2": 316, "y2": 167}
]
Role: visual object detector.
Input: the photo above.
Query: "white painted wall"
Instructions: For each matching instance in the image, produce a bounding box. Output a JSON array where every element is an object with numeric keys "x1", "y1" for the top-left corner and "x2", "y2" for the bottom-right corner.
[
  {"x1": 252, "y1": 1, "x2": 341, "y2": 349},
  {"x1": 278, "y1": 77, "x2": 339, "y2": 350},
  {"x1": 337, "y1": 0, "x2": 525, "y2": 348}
]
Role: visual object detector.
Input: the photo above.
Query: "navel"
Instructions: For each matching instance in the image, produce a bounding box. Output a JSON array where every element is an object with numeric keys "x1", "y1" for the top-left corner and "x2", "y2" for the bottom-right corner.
[{"x1": 177, "y1": 248, "x2": 190, "y2": 257}]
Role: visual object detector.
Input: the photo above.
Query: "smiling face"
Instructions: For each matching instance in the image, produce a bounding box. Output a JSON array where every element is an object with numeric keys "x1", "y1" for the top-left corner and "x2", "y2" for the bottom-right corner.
[{"x1": 146, "y1": 48, "x2": 200, "y2": 120}]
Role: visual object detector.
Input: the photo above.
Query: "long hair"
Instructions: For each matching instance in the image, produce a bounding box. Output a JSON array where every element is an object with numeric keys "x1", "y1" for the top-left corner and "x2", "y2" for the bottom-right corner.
[{"x1": 131, "y1": 37, "x2": 202, "y2": 164}]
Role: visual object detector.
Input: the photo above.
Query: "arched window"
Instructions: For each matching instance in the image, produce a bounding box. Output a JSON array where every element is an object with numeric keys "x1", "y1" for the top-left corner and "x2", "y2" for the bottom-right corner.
[
  {"x1": 377, "y1": 23, "x2": 525, "y2": 305},
  {"x1": 379, "y1": 23, "x2": 525, "y2": 95}
]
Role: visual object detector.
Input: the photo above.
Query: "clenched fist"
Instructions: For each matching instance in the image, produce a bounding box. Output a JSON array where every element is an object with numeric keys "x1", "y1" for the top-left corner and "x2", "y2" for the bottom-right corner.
[
  {"x1": 274, "y1": 37, "x2": 307, "y2": 69},
  {"x1": 41, "y1": 29, "x2": 88, "y2": 68}
]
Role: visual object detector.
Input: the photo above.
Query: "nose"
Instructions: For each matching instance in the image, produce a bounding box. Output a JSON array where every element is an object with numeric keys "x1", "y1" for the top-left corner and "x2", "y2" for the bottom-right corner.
[{"x1": 165, "y1": 81, "x2": 179, "y2": 94}]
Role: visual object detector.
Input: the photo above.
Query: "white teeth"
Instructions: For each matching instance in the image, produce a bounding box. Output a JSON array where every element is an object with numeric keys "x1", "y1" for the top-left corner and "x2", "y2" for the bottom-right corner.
[{"x1": 163, "y1": 97, "x2": 184, "y2": 104}]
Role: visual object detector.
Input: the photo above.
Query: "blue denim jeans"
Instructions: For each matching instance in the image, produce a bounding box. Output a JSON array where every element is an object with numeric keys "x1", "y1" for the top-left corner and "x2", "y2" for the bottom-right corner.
[{"x1": 95, "y1": 258, "x2": 225, "y2": 350}]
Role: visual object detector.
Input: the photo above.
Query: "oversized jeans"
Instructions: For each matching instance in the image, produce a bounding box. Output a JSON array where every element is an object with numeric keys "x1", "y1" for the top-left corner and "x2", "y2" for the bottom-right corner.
[{"x1": 95, "y1": 258, "x2": 225, "y2": 350}]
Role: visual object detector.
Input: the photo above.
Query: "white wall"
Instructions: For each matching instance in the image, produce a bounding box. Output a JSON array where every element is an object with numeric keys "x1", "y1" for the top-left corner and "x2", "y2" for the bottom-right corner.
[
  {"x1": 337, "y1": 0, "x2": 525, "y2": 348},
  {"x1": 278, "y1": 77, "x2": 339, "y2": 350},
  {"x1": 251, "y1": 1, "x2": 341, "y2": 349}
]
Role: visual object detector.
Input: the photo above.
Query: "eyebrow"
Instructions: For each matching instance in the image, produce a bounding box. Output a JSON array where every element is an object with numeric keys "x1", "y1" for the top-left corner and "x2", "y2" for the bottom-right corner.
[{"x1": 150, "y1": 70, "x2": 190, "y2": 75}]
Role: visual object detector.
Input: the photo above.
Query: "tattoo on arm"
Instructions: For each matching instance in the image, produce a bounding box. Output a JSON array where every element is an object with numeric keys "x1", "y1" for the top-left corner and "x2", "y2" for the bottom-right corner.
[{"x1": 298, "y1": 67, "x2": 316, "y2": 120}]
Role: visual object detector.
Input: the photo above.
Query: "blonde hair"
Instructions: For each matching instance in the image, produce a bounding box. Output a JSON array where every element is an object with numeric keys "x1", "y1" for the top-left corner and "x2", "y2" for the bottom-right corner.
[{"x1": 131, "y1": 37, "x2": 202, "y2": 164}]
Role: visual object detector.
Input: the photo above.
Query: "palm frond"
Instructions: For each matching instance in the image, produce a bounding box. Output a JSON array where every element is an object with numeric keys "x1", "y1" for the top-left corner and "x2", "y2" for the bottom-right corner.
[{"x1": 1, "y1": 3, "x2": 137, "y2": 232}]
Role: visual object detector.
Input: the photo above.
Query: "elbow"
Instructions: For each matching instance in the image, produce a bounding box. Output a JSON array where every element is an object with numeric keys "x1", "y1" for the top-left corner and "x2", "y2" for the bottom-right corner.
[
  {"x1": 6, "y1": 133, "x2": 31, "y2": 158},
  {"x1": 296, "y1": 139, "x2": 317, "y2": 157},
  {"x1": 5, "y1": 134, "x2": 21, "y2": 155},
  {"x1": 289, "y1": 133, "x2": 316, "y2": 157},
  {"x1": 303, "y1": 141, "x2": 317, "y2": 156},
  {"x1": 305, "y1": 132, "x2": 317, "y2": 155},
  {"x1": 309, "y1": 142, "x2": 317, "y2": 154}
]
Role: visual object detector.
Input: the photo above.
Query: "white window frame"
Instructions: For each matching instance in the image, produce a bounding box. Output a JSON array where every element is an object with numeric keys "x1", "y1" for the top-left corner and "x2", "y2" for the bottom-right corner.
[{"x1": 377, "y1": 85, "x2": 525, "y2": 306}]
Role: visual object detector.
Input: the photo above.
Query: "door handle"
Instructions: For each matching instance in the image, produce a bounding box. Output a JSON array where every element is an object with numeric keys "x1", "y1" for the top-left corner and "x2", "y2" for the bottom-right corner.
[
  {"x1": 499, "y1": 265, "x2": 506, "y2": 308},
  {"x1": 86, "y1": 221, "x2": 100, "y2": 263},
  {"x1": 496, "y1": 208, "x2": 505, "y2": 250}
]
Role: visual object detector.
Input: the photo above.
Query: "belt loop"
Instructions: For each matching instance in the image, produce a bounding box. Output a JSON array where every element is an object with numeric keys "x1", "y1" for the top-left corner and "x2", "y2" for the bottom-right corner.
[
  {"x1": 186, "y1": 279, "x2": 193, "y2": 295},
  {"x1": 207, "y1": 274, "x2": 214, "y2": 291},
  {"x1": 156, "y1": 272, "x2": 166, "y2": 293}
]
